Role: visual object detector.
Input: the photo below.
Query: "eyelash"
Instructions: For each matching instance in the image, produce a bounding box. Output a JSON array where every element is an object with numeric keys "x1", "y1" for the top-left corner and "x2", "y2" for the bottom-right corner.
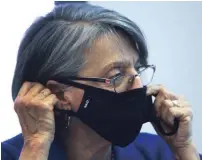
[
  {"x1": 109, "y1": 72, "x2": 122, "y2": 79},
  {"x1": 108, "y1": 67, "x2": 124, "y2": 79},
  {"x1": 107, "y1": 62, "x2": 141, "y2": 79}
]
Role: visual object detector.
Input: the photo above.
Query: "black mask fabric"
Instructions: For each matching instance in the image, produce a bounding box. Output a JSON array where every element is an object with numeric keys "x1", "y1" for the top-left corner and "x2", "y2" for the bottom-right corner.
[{"x1": 54, "y1": 80, "x2": 179, "y2": 147}]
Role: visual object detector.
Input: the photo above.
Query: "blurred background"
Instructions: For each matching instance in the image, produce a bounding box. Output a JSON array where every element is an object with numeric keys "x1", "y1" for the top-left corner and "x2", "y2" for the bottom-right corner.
[{"x1": 0, "y1": 1, "x2": 202, "y2": 152}]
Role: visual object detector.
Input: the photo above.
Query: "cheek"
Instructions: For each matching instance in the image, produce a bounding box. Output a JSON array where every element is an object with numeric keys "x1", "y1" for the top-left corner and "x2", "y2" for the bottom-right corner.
[{"x1": 71, "y1": 88, "x2": 84, "y2": 112}]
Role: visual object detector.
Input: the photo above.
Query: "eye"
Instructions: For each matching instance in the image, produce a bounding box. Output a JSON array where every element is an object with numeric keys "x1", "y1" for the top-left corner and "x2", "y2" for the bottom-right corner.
[
  {"x1": 108, "y1": 72, "x2": 122, "y2": 80},
  {"x1": 110, "y1": 73, "x2": 124, "y2": 87},
  {"x1": 107, "y1": 66, "x2": 123, "y2": 79}
]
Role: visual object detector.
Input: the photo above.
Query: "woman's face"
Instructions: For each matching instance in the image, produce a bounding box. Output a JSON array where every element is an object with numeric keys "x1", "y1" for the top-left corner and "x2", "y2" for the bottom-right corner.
[{"x1": 60, "y1": 33, "x2": 143, "y2": 112}]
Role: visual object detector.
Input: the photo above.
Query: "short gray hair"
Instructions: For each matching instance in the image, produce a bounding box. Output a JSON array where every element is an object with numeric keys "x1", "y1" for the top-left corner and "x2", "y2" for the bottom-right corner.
[{"x1": 12, "y1": 3, "x2": 148, "y2": 100}]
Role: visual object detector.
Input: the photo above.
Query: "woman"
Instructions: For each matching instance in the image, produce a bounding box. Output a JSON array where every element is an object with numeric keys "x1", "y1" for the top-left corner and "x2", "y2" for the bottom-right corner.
[{"x1": 1, "y1": 3, "x2": 201, "y2": 160}]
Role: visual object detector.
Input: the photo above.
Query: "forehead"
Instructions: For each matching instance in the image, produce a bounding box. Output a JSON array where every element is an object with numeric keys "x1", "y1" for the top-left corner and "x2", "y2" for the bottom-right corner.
[{"x1": 79, "y1": 33, "x2": 138, "y2": 77}]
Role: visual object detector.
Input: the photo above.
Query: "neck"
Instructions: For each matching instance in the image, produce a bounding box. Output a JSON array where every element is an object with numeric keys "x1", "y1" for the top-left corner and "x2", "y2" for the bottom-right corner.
[{"x1": 57, "y1": 117, "x2": 112, "y2": 160}]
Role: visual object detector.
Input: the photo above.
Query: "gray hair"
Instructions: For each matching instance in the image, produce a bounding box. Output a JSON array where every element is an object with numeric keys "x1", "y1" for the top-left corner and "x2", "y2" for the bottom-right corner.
[{"x1": 12, "y1": 3, "x2": 148, "y2": 100}]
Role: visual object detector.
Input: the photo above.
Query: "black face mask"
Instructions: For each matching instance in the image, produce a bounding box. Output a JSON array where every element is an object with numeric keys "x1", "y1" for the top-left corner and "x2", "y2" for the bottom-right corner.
[{"x1": 54, "y1": 80, "x2": 179, "y2": 147}]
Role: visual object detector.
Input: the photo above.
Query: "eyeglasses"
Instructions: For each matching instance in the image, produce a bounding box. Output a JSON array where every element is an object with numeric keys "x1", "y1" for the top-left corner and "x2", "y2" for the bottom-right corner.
[{"x1": 65, "y1": 65, "x2": 156, "y2": 93}]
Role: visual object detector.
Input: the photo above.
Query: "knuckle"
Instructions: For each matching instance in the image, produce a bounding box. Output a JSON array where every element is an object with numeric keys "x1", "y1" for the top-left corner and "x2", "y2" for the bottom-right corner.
[
  {"x1": 32, "y1": 82, "x2": 44, "y2": 89},
  {"x1": 14, "y1": 97, "x2": 27, "y2": 108},
  {"x1": 185, "y1": 115, "x2": 192, "y2": 122},
  {"x1": 38, "y1": 101, "x2": 51, "y2": 109},
  {"x1": 29, "y1": 99, "x2": 38, "y2": 107},
  {"x1": 29, "y1": 100, "x2": 50, "y2": 111},
  {"x1": 42, "y1": 88, "x2": 51, "y2": 95},
  {"x1": 37, "y1": 88, "x2": 51, "y2": 97},
  {"x1": 14, "y1": 103, "x2": 19, "y2": 112},
  {"x1": 159, "y1": 85, "x2": 165, "y2": 93},
  {"x1": 50, "y1": 94, "x2": 57, "y2": 100},
  {"x1": 157, "y1": 84, "x2": 164, "y2": 88},
  {"x1": 37, "y1": 83, "x2": 45, "y2": 88},
  {"x1": 14, "y1": 97, "x2": 30, "y2": 112},
  {"x1": 41, "y1": 104, "x2": 52, "y2": 112},
  {"x1": 186, "y1": 108, "x2": 193, "y2": 117},
  {"x1": 162, "y1": 99, "x2": 168, "y2": 106},
  {"x1": 41, "y1": 102, "x2": 49, "y2": 108},
  {"x1": 30, "y1": 99, "x2": 44, "y2": 107},
  {"x1": 169, "y1": 92, "x2": 178, "y2": 99},
  {"x1": 45, "y1": 88, "x2": 51, "y2": 92},
  {"x1": 46, "y1": 94, "x2": 57, "y2": 104},
  {"x1": 168, "y1": 107, "x2": 174, "y2": 115}
]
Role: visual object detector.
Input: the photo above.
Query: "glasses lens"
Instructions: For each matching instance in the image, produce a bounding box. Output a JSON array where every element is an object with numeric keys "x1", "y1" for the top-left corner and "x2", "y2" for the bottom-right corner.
[
  {"x1": 113, "y1": 66, "x2": 155, "y2": 93},
  {"x1": 114, "y1": 75, "x2": 134, "y2": 93},
  {"x1": 138, "y1": 66, "x2": 154, "y2": 86}
]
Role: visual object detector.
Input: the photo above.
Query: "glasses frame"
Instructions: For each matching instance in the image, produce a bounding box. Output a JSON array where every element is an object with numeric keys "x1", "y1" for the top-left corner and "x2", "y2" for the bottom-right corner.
[{"x1": 65, "y1": 65, "x2": 156, "y2": 90}]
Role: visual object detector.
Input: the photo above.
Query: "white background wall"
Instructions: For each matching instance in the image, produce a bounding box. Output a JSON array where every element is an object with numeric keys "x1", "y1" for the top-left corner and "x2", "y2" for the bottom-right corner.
[
  {"x1": 1, "y1": 1, "x2": 202, "y2": 152},
  {"x1": 90, "y1": 1, "x2": 202, "y2": 152}
]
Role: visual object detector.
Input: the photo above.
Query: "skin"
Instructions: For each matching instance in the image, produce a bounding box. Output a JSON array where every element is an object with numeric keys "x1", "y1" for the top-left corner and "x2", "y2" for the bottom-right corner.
[{"x1": 15, "y1": 33, "x2": 200, "y2": 160}]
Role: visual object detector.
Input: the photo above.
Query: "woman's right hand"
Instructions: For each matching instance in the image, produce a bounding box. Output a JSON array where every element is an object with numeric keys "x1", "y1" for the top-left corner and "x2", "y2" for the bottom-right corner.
[{"x1": 14, "y1": 82, "x2": 58, "y2": 147}]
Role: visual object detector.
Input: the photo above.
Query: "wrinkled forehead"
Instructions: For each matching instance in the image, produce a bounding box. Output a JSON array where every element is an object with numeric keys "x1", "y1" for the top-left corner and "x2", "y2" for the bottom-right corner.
[{"x1": 79, "y1": 33, "x2": 138, "y2": 77}]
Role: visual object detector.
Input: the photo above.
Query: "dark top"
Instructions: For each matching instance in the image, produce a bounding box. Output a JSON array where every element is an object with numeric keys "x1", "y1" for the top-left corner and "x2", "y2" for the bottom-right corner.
[{"x1": 1, "y1": 133, "x2": 202, "y2": 160}]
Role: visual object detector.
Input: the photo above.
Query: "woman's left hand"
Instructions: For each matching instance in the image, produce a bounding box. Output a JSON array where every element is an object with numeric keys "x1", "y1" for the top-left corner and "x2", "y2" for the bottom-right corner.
[{"x1": 147, "y1": 85, "x2": 200, "y2": 159}]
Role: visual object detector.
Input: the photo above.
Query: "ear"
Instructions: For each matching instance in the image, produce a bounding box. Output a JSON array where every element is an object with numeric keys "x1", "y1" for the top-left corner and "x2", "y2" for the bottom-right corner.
[{"x1": 46, "y1": 80, "x2": 72, "y2": 110}]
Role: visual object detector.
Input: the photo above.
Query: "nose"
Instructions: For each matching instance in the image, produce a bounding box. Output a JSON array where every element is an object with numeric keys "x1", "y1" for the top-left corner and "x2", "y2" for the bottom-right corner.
[
  {"x1": 129, "y1": 68, "x2": 143, "y2": 89},
  {"x1": 131, "y1": 76, "x2": 143, "y2": 89}
]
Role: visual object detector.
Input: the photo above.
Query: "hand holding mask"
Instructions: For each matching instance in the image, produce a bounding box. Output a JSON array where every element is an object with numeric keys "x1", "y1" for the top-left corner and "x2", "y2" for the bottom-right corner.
[
  {"x1": 147, "y1": 85, "x2": 193, "y2": 153},
  {"x1": 54, "y1": 79, "x2": 183, "y2": 147}
]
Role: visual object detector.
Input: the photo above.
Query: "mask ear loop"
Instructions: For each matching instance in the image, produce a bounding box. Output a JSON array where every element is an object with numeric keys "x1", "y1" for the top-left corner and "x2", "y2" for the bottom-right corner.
[
  {"x1": 64, "y1": 113, "x2": 71, "y2": 129},
  {"x1": 148, "y1": 92, "x2": 180, "y2": 136},
  {"x1": 152, "y1": 117, "x2": 179, "y2": 136},
  {"x1": 54, "y1": 107, "x2": 76, "y2": 130}
]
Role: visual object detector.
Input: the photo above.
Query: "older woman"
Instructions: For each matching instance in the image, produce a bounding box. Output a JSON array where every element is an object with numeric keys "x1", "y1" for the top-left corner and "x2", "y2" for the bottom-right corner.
[{"x1": 1, "y1": 3, "x2": 201, "y2": 160}]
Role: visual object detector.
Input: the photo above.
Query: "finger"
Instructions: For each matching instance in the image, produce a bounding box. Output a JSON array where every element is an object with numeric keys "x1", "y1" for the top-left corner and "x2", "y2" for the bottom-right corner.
[
  {"x1": 168, "y1": 92, "x2": 178, "y2": 100},
  {"x1": 26, "y1": 94, "x2": 57, "y2": 115},
  {"x1": 160, "y1": 99, "x2": 191, "y2": 125},
  {"x1": 158, "y1": 92, "x2": 180, "y2": 116},
  {"x1": 154, "y1": 88, "x2": 168, "y2": 116},
  {"x1": 32, "y1": 94, "x2": 58, "y2": 115},
  {"x1": 152, "y1": 120, "x2": 174, "y2": 135},
  {"x1": 27, "y1": 88, "x2": 52, "y2": 115},
  {"x1": 152, "y1": 100, "x2": 191, "y2": 135},
  {"x1": 169, "y1": 107, "x2": 193, "y2": 123},
  {"x1": 161, "y1": 99, "x2": 175, "y2": 126},
  {"x1": 146, "y1": 84, "x2": 163, "y2": 96},
  {"x1": 25, "y1": 83, "x2": 45, "y2": 98},
  {"x1": 17, "y1": 82, "x2": 33, "y2": 97},
  {"x1": 172, "y1": 100, "x2": 191, "y2": 108},
  {"x1": 34, "y1": 88, "x2": 51, "y2": 100},
  {"x1": 44, "y1": 94, "x2": 58, "y2": 107}
]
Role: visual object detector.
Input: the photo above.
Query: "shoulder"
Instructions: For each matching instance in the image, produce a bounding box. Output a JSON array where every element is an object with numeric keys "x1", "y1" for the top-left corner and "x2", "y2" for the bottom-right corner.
[
  {"x1": 136, "y1": 132, "x2": 167, "y2": 147},
  {"x1": 1, "y1": 134, "x2": 66, "y2": 160},
  {"x1": 1, "y1": 134, "x2": 24, "y2": 160},
  {"x1": 134, "y1": 133, "x2": 174, "y2": 160},
  {"x1": 115, "y1": 133, "x2": 175, "y2": 160},
  {"x1": 135, "y1": 133, "x2": 202, "y2": 160}
]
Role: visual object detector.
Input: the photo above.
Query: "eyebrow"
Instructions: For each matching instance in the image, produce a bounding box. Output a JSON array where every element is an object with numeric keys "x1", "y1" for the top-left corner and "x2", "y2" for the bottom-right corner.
[
  {"x1": 101, "y1": 57, "x2": 139, "y2": 77},
  {"x1": 103, "y1": 61, "x2": 130, "y2": 72}
]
